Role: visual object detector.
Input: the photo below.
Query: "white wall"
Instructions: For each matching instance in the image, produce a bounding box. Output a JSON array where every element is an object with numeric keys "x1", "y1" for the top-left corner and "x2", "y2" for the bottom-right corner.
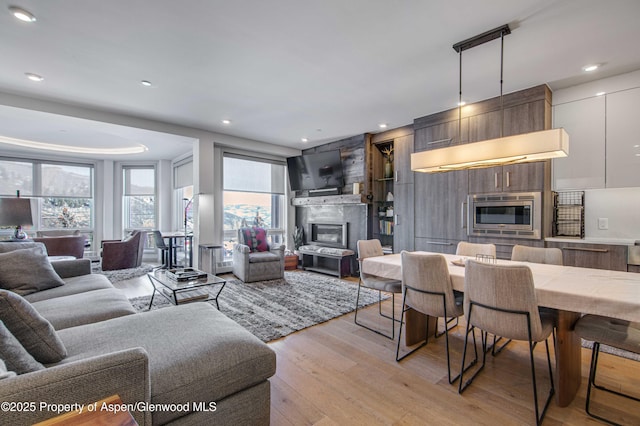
[{"x1": 553, "y1": 70, "x2": 640, "y2": 240}]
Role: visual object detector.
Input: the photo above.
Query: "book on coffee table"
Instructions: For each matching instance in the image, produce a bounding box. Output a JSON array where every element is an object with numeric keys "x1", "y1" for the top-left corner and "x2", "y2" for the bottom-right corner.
[
  {"x1": 166, "y1": 267, "x2": 208, "y2": 281},
  {"x1": 162, "y1": 287, "x2": 209, "y2": 303}
]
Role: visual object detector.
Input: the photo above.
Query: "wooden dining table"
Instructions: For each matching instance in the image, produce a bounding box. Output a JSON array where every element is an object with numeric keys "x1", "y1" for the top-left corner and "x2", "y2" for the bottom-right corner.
[{"x1": 361, "y1": 251, "x2": 640, "y2": 407}]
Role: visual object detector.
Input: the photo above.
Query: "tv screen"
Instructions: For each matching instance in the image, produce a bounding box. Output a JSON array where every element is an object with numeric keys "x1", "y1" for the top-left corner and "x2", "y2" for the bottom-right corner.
[{"x1": 287, "y1": 150, "x2": 344, "y2": 191}]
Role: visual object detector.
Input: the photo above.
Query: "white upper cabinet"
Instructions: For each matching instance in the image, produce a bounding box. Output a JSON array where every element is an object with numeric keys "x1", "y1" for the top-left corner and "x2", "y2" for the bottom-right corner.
[
  {"x1": 606, "y1": 87, "x2": 640, "y2": 188},
  {"x1": 552, "y1": 96, "x2": 606, "y2": 190}
]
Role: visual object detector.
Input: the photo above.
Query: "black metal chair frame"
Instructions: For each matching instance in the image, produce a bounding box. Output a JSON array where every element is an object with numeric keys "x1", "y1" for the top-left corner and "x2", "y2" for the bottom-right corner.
[
  {"x1": 396, "y1": 285, "x2": 477, "y2": 384},
  {"x1": 458, "y1": 300, "x2": 555, "y2": 426},
  {"x1": 354, "y1": 281, "x2": 400, "y2": 340},
  {"x1": 152, "y1": 230, "x2": 172, "y2": 270},
  {"x1": 584, "y1": 342, "x2": 640, "y2": 425}
]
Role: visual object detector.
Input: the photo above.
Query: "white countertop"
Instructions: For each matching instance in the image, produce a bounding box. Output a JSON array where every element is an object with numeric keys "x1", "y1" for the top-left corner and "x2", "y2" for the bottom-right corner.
[{"x1": 545, "y1": 237, "x2": 639, "y2": 246}]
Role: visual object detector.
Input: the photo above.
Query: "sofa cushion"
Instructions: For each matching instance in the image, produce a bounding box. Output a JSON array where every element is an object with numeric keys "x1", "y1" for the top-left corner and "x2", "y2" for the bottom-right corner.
[
  {"x1": 0, "y1": 290, "x2": 67, "y2": 363},
  {"x1": 0, "y1": 247, "x2": 65, "y2": 296},
  {"x1": 0, "y1": 241, "x2": 48, "y2": 255},
  {"x1": 0, "y1": 320, "x2": 45, "y2": 374},
  {"x1": 0, "y1": 359, "x2": 17, "y2": 380},
  {"x1": 248, "y1": 251, "x2": 280, "y2": 263},
  {"x1": 24, "y1": 273, "x2": 113, "y2": 303},
  {"x1": 56, "y1": 303, "x2": 276, "y2": 425},
  {"x1": 32, "y1": 288, "x2": 136, "y2": 330}
]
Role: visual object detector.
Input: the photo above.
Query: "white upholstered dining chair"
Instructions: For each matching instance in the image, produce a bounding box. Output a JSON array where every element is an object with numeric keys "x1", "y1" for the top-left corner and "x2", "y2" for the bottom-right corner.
[
  {"x1": 396, "y1": 251, "x2": 475, "y2": 383},
  {"x1": 455, "y1": 241, "x2": 496, "y2": 258},
  {"x1": 511, "y1": 245, "x2": 563, "y2": 265},
  {"x1": 355, "y1": 239, "x2": 402, "y2": 340},
  {"x1": 459, "y1": 260, "x2": 555, "y2": 426}
]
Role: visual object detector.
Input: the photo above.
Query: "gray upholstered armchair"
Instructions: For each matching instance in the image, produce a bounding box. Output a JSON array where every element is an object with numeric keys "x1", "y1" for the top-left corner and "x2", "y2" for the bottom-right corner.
[{"x1": 232, "y1": 227, "x2": 285, "y2": 282}]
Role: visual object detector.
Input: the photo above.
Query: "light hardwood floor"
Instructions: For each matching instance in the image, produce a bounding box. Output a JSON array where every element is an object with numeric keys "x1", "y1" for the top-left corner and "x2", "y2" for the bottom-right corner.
[{"x1": 113, "y1": 273, "x2": 640, "y2": 425}]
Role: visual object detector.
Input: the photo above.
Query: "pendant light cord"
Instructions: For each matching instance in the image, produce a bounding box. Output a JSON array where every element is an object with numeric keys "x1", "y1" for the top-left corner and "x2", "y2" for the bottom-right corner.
[
  {"x1": 500, "y1": 30, "x2": 505, "y2": 138},
  {"x1": 459, "y1": 49, "x2": 463, "y2": 144}
]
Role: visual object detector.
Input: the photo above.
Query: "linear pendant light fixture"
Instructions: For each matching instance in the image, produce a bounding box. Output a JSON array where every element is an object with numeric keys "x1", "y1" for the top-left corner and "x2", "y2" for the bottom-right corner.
[{"x1": 411, "y1": 24, "x2": 569, "y2": 173}]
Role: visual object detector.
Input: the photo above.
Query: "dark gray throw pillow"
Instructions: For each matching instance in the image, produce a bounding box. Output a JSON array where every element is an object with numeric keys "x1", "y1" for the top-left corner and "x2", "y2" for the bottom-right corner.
[
  {"x1": 0, "y1": 247, "x2": 65, "y2": 296},
  {"x1": 0, "y1": 290, "x2": 67, "y2": 363},
  {"x1": 0, "y1": 320, "x2": 45, "y2": 374}
]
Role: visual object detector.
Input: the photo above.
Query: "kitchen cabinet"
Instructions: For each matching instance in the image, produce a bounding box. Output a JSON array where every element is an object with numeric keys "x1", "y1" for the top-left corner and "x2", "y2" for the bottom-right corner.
[
  {"x1": 606, "y1": 87, "x2": 640, "y2": 188},
  {"x1": 468, "y1": 100, "x2": 548, "y2": 142},
  {"x1": 393, "y1": 134, "x2": 414, "y2": 184},
  {"x1": 468, "y1": 161, "x2": 546, "y2": 193},
  {"x1": 414, "y1": 169, "x2": 468, "y2": 242},
  {"x1": 552, "y1": 96, "x2": 606, "y2": 190},
  {"x1": 545, "y1": 241, "x2": 628, "y2": 272},
  {"x1": 414, "y1": 119, "x2": 468, "y2": 151},
  {"x1": 469, "y1": 236, "x2": 544, "y2": 260}
]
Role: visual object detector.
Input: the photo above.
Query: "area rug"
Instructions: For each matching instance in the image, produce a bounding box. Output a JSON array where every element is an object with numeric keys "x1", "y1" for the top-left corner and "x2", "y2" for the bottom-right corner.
[
  {"x1": 128, "y1": 270, "x2": 387, "y2": 342},
  {"x1": 92, "y1": 263, "x2": 155, "y2": 283}
]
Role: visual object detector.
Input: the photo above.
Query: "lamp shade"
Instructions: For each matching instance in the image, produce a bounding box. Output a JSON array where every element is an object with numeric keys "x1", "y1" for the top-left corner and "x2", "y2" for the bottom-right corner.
[
  {"x1": 411, "y1": 128, "x2": 569, "y2": 173},
  {"x1": 0, "y1": 198, "x2": 33, "y2": 227}
]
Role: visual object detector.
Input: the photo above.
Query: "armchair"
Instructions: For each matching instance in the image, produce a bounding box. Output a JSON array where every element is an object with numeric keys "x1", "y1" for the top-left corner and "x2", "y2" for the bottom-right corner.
[
  {"x1": 32, "y1": 234, "x2": 86, "y2": 259},
  {"x1": 232, "y1": 227, "x2": 285, "y2": 282},
  {"x1": 101, "y1": 231, "x2": 147, "y2": 271}
]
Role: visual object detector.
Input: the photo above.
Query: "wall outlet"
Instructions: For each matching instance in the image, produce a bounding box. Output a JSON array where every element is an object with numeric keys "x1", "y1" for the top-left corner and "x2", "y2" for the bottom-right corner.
[{"x1": 598, "y1": 217, "x2": 609, "y2": 230}]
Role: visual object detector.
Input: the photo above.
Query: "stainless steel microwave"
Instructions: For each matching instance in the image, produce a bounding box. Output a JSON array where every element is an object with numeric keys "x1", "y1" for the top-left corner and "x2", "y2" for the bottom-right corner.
[{"x1": 468, "y1": 192, "x2": 542, "y2": 239}]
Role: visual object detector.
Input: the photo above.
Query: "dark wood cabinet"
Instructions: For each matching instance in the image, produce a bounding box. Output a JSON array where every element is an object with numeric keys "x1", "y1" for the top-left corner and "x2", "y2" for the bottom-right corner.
[
  {"x1": 393, "y1": 183, "x2": 414, "y2": 252},
  {"x1": 468, "y1": 161, "x2": 547, "y2": 193},
  {"x1": 545, "y1": 241, "x2": 628, "y2": 272},
  {"x1": 415, "y1": 169, "x2": 468, "y2": 241},
  {"x1": 414, "y1": 119, "x2": 468, "y2": 151},
  {"x1": 414, "y1": 237, "x2": 460, "y2": 255},
  {"x1": 393, "y1": 134, "x2": 414, "y2": 184}
]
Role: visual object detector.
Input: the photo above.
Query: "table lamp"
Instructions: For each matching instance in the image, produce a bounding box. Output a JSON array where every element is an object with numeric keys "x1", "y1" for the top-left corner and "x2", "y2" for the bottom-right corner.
[{"x1": 0, "y1": 197, "x2": 33, "y2": 240}]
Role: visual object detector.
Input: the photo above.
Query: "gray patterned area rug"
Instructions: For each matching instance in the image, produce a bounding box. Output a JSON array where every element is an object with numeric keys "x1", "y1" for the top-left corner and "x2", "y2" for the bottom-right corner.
[
  {"x1": 92, "y1": 263, "x2": 155, "y2": 283},
  {"x1": 128, "y1": 270, "x2": 387, "y2": 342}
]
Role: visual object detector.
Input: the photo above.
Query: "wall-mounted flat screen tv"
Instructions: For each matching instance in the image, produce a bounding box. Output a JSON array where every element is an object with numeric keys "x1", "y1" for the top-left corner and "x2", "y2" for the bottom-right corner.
[{"x1": 287, "y1": 149, "x2": 344, "y2": 191}]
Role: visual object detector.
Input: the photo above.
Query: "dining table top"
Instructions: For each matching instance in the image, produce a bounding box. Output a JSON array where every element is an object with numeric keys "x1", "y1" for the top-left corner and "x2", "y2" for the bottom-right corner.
[{"x1": 362, "y1": 251, "x2": 640, "y2": 323}]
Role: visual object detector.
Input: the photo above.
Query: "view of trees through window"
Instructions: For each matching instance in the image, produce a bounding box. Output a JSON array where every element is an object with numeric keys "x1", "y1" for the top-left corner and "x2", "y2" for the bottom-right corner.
[{"x1": 123, "y1": 166, "x2": 156, "y2": 230}]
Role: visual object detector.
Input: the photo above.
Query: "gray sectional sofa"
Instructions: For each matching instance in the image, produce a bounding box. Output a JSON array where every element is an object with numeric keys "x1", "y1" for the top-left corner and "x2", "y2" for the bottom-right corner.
[{"x1": 0, "y1": 242, "x2": 276, "y2": 425}]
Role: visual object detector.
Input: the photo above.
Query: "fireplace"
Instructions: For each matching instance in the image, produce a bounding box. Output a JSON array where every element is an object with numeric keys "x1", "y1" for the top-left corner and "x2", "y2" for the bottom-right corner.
[{"x1": 308, "y1": 222, "x2": 348, "y2": 248}]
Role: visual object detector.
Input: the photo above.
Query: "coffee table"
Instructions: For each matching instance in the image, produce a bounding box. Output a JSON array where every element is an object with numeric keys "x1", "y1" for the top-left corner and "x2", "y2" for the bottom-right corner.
[{"x1": 146, "y1": 269, "x2": 226, "y2": 310}]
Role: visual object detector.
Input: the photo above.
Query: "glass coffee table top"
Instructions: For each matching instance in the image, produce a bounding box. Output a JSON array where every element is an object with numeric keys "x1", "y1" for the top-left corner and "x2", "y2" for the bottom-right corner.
[{"x1": 147, "y1": 269, "x2": 226, "y2": 309}]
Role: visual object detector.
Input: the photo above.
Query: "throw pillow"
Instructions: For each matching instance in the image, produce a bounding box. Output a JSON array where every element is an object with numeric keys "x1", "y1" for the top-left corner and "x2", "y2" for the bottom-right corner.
[
  {"x1": 252, "y1": 227, "x2": 269, "y2": 252},
  {"x1": 0, "y1": 247, "x2": 65, "y2": 296},
  {"x1": 0, "y1": 320, "x2": 44, "y2": 374},
  {"x1": 0, "y1": 290, "x2": 67, "y2": 363},
  {"x1": 240, "y1": 228, "x2": 256, "y2": 251}
]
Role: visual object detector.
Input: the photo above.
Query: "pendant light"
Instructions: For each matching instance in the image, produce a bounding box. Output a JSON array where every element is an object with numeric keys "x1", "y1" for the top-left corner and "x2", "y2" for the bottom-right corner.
[{"x1": 411, "y1": 24, "x2": 569, "y2": 173}]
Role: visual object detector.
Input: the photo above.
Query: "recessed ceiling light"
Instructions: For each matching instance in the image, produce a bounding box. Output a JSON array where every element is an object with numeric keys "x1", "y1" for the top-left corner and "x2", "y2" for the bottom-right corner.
[
  {"x1": 633, "y1": 145, "x2": 639, "y2": 148},
  {"x1": 596, "y1": 92, "x2": 606, "y2": 96},
  {"x1": 378, "y1": 123, "x2": 388, "y2": 129},
  {"x1": 9, "y1": 6, "x2": 36, "y2": 22},
  {"x1": 582, "y1": 64, "x2": 600, "y2": 72},
  {"x1": 141, "y1": 80, "x2": 152, "y2": 87},
  {"x1": 222, "y1": 119, "x2": 231, "y2": 125},
  {"x1": 301, "y1": 138, "x2": 308, "y2": 143},
  {"x1": 25, "y1": 72, "x2": 43, "y2": 82},
  {"x1": 0, "y1": 135, "x2": 148, "y2": 155}
]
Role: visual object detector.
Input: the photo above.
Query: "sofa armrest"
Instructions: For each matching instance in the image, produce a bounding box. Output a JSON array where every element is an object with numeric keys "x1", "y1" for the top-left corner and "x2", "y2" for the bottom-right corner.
[
  {"x1": 51, "y1": 258, "x2": 92, "y2": 278},
  {"x1": 0, "y1": 348, "x2": 151, "y2": 426}
]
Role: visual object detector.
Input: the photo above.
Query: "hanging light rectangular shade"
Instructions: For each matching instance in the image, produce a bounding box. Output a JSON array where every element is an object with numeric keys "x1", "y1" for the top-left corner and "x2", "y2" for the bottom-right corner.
[{"x1": 411, "y1": 128, "x2": 569, "y2": 173}]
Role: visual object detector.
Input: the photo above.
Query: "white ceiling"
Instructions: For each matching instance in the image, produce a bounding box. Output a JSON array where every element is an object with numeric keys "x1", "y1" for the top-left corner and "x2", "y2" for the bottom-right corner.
[{"x1": 1, "y1": 0, "x2": 640, "y2": 160}]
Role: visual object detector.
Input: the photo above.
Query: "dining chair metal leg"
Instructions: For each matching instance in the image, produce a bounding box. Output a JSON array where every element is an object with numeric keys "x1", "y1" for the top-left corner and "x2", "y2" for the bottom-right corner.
[{"x1": 354, "y1": 283, "x2": 397, "y2": 340}]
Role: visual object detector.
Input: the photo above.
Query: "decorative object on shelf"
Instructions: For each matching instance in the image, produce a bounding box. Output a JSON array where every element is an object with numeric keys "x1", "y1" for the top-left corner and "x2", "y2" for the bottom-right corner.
[
  {"x1": 352, "y1": 182, "x2": 361, "y2": 194},
  {"x1": 292, "y1": 226, "x2": 304, "y2": 251},
  {"x1": 381, "y1": 145, "x2": 394, "y2": 178},
  {"x1": 0, "y1": 193, "x2": 33, "y2": 240},
  {"x1": 386, "y1": 191, "x2": 394, "y2": 202},
  {"x1": 386, "y1": 206, "x2": 394, "y2": 217}
]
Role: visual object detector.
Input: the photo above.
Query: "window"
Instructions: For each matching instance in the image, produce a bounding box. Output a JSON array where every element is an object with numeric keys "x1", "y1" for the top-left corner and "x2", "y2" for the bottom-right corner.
[
  {"x1": 123, "y1": 166, "x2": 156, "y2": 230},
  {"x1": 223, "y1": 155, "x2": 286, "y2": 259},
  {"x1": 0, "y1": 158, "x2": 94, "y2": 245},
  {"x1": 173, "y1": 159, "x2": 193, "y2": 233}
]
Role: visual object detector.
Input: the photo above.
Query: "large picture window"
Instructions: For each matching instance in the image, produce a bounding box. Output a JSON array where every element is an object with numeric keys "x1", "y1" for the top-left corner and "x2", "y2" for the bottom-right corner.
[
  {"x1": 0, "y1": 158, "x2": 94, "y2": 245},
  {"x1": 223, "y1": 154, "x2": 286, "y2": 259},
  {"x1": 123, "y1": 166, "x2": 156, "y2": 230}
]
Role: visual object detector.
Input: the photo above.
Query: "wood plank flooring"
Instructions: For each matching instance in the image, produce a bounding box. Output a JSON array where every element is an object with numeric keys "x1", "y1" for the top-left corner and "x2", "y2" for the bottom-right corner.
[{"x1": 113, "y1": 273, "x2": 640, "y2": 425}]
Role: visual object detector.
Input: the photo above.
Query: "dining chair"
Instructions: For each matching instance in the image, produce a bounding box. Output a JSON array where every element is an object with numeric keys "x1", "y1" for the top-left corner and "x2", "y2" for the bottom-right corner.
[
  {"x1": 575, "y1": 314, "x2": 640, "y2": 425},
  {"x1": 511, "y1": 245, "x2": 563, "y2": 265},
  {"x1": 396, "y1": 251, "x2": 476, "y2": 383},
  {"x1": 455, "y1": 241, "x2": 496, "y2": 258},
  {"x1": 355, "y1": 239, "x2": 402, "y2": 340},
  {"x1": 152, "y1": 230, "x2": 171, "y2": 269},
  {"x1": 459, "y1": 260, "x2": 555, "y2": 426}
]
